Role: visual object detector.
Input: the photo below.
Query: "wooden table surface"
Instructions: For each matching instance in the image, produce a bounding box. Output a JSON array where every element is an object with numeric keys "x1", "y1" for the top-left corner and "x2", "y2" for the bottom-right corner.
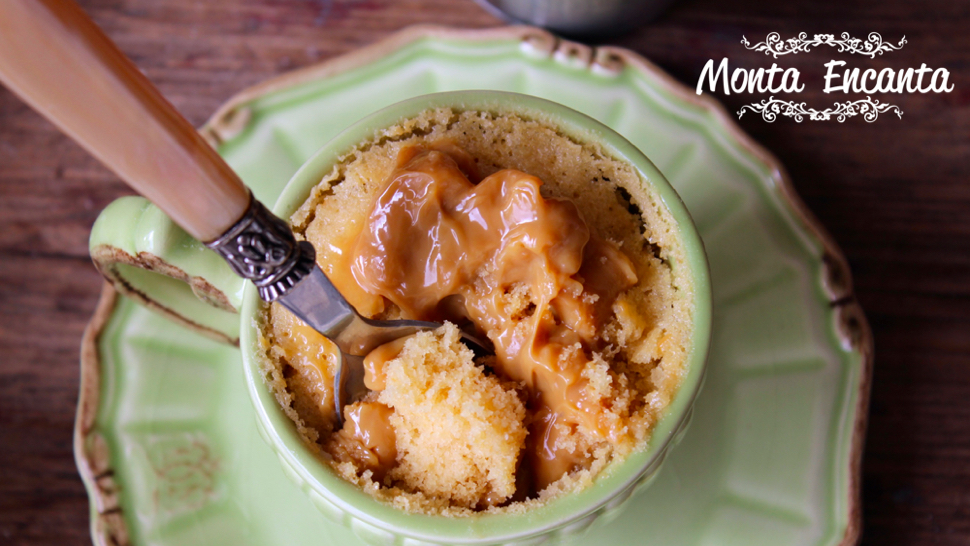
[{"x1": 1, "y1": 0, "x2": 967, "y2": 544}]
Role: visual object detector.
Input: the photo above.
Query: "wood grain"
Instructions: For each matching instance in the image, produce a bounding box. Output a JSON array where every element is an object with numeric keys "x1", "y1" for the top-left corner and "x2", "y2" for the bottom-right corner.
[{"x1": 0, "y1": 0, "x2": 967, "y2": 544}]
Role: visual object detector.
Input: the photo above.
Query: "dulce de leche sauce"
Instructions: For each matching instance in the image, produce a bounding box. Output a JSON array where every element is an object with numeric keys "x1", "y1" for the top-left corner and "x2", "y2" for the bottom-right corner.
[{"x1": 330, "y1": 142, "x2": 638, "y2": 494}]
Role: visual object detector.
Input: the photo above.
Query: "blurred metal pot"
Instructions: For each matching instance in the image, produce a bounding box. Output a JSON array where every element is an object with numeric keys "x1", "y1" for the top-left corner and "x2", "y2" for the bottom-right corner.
[{"x1": 472, "y1": 0, "x2": 675, "y2": 38}]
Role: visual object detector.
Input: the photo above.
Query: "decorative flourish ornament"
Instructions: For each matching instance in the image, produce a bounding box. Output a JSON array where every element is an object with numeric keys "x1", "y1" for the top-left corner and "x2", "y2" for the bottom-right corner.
[
  {"x1": 741, "y1": 32, "x2": 907, "y2": 59},
  {"x1": 738, "y1": 96, "x2": 903, "y2": 123}
]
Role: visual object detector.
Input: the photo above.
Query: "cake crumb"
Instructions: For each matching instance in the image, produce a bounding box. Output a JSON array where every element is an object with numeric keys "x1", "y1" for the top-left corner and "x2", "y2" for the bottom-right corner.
[{"x1": 380, "y1": 324, "x2": 527, "y2": 509}]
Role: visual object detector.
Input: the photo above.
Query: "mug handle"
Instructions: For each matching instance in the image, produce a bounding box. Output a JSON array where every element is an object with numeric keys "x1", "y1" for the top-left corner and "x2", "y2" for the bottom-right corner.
[{"x1": 89, "y1": 196, "x2": 246, "y2": 345}]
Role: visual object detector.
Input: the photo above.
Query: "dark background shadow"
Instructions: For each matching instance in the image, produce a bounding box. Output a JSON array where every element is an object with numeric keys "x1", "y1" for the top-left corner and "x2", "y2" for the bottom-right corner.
[{"x1": 612, "y1": 0, "x2": 970, "y2": 543}]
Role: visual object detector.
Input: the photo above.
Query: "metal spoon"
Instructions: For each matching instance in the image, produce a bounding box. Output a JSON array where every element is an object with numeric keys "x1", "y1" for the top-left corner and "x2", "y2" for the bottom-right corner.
[
  {"x1": 278, "y1": 264, "x2": 490, "y2": 424},
  {"x1": 0, "y1": 0, "x2": 488, "y2": 425}
]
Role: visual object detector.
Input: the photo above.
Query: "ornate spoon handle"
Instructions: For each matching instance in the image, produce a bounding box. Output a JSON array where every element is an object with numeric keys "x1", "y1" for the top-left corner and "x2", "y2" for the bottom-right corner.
[
  {"x1": 0, "y1": 0, "x2": 248, "y2": 243},
  {"x1": 0, "y1": 0, "x2": 318, "y2": 302},
  {"x1": 0, "y1": 1, "x2": 490, "y2": 424}
]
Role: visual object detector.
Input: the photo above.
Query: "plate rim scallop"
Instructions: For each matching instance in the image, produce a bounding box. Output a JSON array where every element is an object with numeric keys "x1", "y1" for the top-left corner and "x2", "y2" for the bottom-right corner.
[{"x1": 75, "y1": 24, "x2": 873, "y2": 546}]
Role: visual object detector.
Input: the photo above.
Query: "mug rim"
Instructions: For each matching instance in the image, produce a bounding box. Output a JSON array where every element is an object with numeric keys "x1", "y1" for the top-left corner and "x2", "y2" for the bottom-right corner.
[{"x1": 240, "y1": 90, "x2": 712, "y2": 542}]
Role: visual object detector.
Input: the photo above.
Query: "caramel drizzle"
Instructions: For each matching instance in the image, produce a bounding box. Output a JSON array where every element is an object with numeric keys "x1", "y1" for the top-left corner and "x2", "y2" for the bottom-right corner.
[{"x1": 333, "y1": 143, "x2": 637, "y2": 493}]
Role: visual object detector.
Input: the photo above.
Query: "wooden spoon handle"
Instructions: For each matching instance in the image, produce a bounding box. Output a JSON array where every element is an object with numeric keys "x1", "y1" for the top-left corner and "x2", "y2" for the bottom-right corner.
[{"x1": 0, "y1": 0, "x2": 250, "y2": 242}]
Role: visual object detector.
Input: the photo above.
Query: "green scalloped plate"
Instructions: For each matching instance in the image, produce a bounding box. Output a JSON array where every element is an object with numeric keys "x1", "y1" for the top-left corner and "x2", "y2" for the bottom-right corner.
[{"x1": 76, "y1": 26, "x2": 872, "y2": 546}]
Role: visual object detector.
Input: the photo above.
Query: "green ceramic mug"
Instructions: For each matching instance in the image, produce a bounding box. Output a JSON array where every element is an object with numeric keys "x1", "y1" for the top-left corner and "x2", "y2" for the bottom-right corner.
[{"x1": 89, "y1": 91, "x2": 712, "y2": 546}]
